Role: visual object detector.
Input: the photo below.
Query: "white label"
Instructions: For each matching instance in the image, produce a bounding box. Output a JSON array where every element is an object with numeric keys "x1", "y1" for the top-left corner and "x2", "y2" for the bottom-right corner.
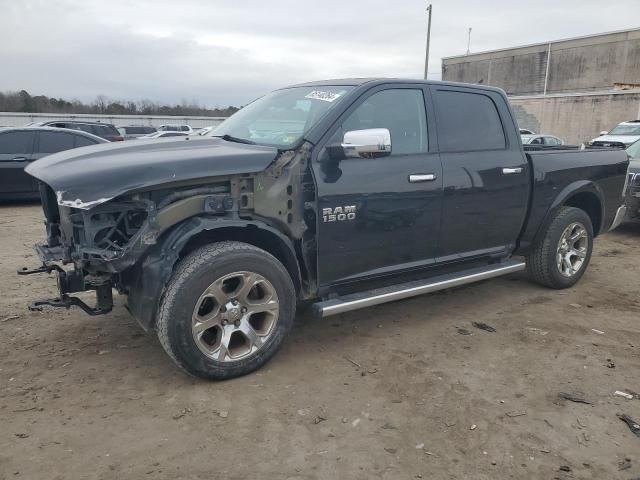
[{"x1": 305, "y1": 90, "x2": 341, "y2": 102}]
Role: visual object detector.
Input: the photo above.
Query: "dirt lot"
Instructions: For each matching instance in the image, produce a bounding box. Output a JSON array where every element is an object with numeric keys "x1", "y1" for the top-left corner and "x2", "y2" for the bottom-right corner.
[{"x1": 1, "y1": 203, "x2": 639, "y2": 480}]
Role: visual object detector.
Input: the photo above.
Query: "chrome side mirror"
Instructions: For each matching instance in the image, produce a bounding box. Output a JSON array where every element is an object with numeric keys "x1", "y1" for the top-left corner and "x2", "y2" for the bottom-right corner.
[{"x1": 341, "y1": 128, "x2": 391, "y2": 159}]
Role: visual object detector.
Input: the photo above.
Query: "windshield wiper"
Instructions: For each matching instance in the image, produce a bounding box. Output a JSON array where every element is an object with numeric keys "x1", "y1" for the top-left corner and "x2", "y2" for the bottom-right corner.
[{"x1": 212, "y1": 134, "x2": 256, "y2": 145}]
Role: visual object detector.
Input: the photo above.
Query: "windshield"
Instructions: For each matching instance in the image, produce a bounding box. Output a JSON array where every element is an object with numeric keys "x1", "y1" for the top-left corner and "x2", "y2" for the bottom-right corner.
[
  {"x1": 608, "y1": 124, "x2": 640, "y2": 136},
  {"x1": 210, "y1": 86, "x2": 353, "y2": 147},
  {"x1": 627, "y1": 139, "x2": 640, "y2": 159}
]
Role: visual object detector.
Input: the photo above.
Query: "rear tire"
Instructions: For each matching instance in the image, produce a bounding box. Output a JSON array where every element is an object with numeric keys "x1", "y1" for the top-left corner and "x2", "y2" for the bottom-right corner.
[
  {"x1": 156, "y1": 241, "x2": 296, "y2": 380},
  {"x1": 526, "y1": 206, "x2": 593, "y2": 289}
]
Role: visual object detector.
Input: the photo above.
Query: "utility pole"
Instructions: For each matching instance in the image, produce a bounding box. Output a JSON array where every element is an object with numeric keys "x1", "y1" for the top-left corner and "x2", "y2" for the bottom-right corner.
[
  {"x1": 423, "y1": 4, "x2": 432, "y2": 79},
  {"x1": 466, "y1": 27, "x2": 472, "y2": 55}
]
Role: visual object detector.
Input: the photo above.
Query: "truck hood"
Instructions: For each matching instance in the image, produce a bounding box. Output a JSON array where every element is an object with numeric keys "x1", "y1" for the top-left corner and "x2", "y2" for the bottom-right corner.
[
  {"x1": 26, "y1": 137, "x2": 279, "y2": 209},
  {"x1": 591, "y1": 134, "x2": 640, "y2": 146}
]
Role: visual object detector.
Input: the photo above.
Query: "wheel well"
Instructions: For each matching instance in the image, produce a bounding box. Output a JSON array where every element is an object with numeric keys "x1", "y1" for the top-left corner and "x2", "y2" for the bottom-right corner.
[
  {"x1": 564, "y1": 192, "x2": 602, "y2": 236},
  {"x1": 179, "y1": 226, "x2": 301, "y2": 293}
]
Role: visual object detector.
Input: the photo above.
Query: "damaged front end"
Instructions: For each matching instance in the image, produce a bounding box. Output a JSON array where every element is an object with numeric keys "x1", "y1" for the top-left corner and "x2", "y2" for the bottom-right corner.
[
  {"x1": 20, "y1": 139, "x2": 315, "y2": 325},
  {"x1": 19, "y1": 183, "x2": 119, "y2": 314}
]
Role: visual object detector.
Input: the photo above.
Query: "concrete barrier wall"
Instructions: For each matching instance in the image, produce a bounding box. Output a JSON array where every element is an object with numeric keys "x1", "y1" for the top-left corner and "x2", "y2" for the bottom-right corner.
[
  {"x1": 0, "y1": 112, "x2": 227, "y2": 128},
  {"x1": 510, "y1": 91, "x2": 640, "y2": 144},
  {"x1": 443, "y1": 28, "x2": 640, "y2": 96}
]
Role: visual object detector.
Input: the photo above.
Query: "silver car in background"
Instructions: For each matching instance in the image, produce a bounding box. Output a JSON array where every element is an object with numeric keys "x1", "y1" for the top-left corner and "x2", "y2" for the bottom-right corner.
[
  {"x1": 521, "y1": 134, "x2": 563, "y2": 146},
  {"x1": 624, "y1": 139, "x2": 640, "y2": 222},
  {"x1": 137, "y1": 131, "x2": 190, "y2": 139},
  {"x1": 117, "y1": 125, "x2": 157, "y2": 140}
]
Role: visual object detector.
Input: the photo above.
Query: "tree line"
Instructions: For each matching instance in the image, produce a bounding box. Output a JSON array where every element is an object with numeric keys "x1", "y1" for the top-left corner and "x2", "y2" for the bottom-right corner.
[{"x1": 0, "y1": 90, "x2": 239, "y2": 117}]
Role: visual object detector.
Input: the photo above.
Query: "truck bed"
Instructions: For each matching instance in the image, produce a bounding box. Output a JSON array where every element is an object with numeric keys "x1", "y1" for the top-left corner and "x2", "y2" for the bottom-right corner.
[{"x1": 517, "y1": 147, "x2": 629, "y2": 252}]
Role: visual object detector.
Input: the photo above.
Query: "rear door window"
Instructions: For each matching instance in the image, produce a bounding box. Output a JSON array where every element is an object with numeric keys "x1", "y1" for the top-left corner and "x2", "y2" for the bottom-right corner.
[
  {"x1": 37, "y1": 131, "x2": 76, "y2": 153},
  {"x1": 124, "y1": 126, "x2": 155, "y2": 135},
  {"x1": 433, "y1": 89, "x2": 506, "y2": 152},
  {"x1": 74, "y1": 134, "x2": 99, "y2": 148},
  {"x1": 92, "y1": 125, "x2": 118, "y2": 137},
  {"x1": 73, "y1": 124, "x2": 94, "y2": 134},
  {"x1": 0, "y1": 131, "x2": 34, "y2": 156}
]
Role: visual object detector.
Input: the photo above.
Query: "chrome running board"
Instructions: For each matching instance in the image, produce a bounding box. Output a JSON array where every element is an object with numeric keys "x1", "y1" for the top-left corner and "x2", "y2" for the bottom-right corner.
[{"x1": 313, "y1": 260, "x2": 526, "y2": 318}]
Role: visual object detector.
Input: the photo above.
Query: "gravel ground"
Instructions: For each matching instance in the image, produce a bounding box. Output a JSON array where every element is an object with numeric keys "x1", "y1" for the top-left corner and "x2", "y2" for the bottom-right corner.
[{"x1": 1, "y1": 203, "x2": 639, "y2": 480}]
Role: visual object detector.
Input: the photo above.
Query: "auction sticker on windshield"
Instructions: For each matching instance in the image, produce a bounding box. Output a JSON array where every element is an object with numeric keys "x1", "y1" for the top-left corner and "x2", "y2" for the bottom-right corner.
[{"x1": 305, "y1": 90, "x2": 342, "y2": 102}]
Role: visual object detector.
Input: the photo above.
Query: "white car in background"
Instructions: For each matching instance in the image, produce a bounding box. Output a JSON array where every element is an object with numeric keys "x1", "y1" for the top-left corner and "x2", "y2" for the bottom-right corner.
[
  {"x1": 591, "y1": 120, "x2": 640, "y2": 147},
  {"x1": 196, "y1": 126, "x2": 219, "y2": 136},
  {"x1": 138, "y1": 131, "x2": 190, "y2": 139},
  {"x1": 157, "y1": 124, "x2": 194, "y2": 133},
  {"x1": 521, "y1": 134, "x2": 563, "y2": 146}
]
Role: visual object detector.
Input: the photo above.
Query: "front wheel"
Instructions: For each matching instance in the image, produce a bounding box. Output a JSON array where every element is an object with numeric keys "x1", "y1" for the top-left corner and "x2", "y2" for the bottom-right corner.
[
  {"x1": 156, "y1": 241, "x2": 296, "y2": 380},
  {"x1": 526, "y1": 206, "x2": 594, "y2": 289}
]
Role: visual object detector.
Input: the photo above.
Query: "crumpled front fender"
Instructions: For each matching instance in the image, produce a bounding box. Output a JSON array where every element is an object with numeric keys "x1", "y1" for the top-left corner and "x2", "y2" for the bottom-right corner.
[{"x1": 124, "y1": 216, "x2": 302, "y2": 330}]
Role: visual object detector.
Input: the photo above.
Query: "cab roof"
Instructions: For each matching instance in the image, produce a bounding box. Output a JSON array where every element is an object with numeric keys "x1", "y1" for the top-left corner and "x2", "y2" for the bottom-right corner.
[{"x1": 286, "y1": 78, "x2": 506, "y2": 95}]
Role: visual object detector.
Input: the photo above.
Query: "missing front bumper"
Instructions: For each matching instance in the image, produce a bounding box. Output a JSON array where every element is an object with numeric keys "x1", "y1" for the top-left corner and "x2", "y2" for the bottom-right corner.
[{"x1": 18, "y1": 263, "x2": 113, "y2": 316}]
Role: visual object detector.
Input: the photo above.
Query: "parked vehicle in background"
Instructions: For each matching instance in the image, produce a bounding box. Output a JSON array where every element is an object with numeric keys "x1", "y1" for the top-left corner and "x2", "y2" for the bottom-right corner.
[
  {"x1": 521, "y1": 134, "x2": 564, "y2": 146},
  {"x1": 196, "y1": 126, "x2": 215, "y2": 136},
  {"x1": 117, "y1": 125, "x2": 157, "y2": 140},
  {"x1": 22, "y1": 79, "x2": 628, "y2": 380},
  {"x1": 36, "y1": 121, "x2": 123, "y2": 142},
  {"x1": 158, "y1": 124, "x2": 193, "y2": 133},
  {"x1": 138, "y1": 131, "x2": 190, "y2": 139},
  {"x1": 519, "y1": 128, "x2": 535, "y2": 135},
  {"x1": 0, "y1": 127, "x2": 106, "y2": 200},
  {"x1": 624, "y1": 139, "x2": 640, "y2": 222},
  {"x1": 591, "y1": 120, "x2": 640, "y2": 147}
]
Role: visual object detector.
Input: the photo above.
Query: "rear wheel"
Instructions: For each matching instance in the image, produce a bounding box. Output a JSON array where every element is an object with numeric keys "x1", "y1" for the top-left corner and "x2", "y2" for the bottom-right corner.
[
  {"x1": 156, "y1": 241, "x2": 296, "y2": 380},
  {"x1": 526, "y1": 206, "x2": 594, "y2": 289}
]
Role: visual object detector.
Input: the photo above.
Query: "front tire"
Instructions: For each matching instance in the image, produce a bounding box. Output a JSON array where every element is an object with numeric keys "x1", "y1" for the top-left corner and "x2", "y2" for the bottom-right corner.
[
  {"x1": 526, "y1": 206, "x2": 594, "y2": 289},
  {"x1": 156, "y1": 241, "x2": 296, "y2": 380}
]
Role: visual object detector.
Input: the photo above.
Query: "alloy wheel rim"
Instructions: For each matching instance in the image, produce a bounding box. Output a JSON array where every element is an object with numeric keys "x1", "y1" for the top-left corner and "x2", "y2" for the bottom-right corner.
[
  {"x1": 556, "y1": 222, "x2": 588, "y2": 277},
  {"x1": 191, "y1": 271, "x2": 279, "y2": 362}
]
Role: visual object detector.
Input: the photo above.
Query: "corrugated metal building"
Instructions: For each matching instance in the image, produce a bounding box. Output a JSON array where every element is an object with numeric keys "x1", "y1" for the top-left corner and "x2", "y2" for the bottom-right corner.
[{"x1": 442, "y1": 28, "x2": 640, "y2": 144}]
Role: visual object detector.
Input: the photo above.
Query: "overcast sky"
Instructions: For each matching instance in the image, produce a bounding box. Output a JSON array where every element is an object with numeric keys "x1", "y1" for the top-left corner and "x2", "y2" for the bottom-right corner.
[{"x1": 1, "y1": 0, "x2": 639, "y2": 107}]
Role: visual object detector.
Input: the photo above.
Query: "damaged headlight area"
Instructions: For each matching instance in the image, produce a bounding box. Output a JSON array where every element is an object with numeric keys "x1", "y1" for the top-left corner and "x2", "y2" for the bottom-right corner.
[
  {"x1": 20, "y1": 181, "x2": 237, "y2": 315},
  {"x1": 69, "y1": 201, "x2": 150, "y2": 261},
  {"x1": 19, "y1": 193, "x2": 152, "y2": 315}
]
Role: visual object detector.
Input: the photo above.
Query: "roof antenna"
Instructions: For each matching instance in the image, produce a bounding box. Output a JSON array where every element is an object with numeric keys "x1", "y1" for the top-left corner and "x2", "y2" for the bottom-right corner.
[{"x1": 466, "y1": 27, "x2": 472, "y2": 55}]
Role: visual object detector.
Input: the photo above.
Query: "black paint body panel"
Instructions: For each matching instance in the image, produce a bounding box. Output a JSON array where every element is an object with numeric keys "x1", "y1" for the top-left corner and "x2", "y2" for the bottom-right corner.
[
  {"x1": 517, "y1": 149, "x2": 629, "y2": 252},
  {"x1": 307, "y1": 80, "x2": 628, "y2": 290}
]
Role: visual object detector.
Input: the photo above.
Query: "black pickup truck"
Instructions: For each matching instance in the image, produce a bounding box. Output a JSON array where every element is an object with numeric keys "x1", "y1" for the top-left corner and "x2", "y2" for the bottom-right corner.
[{"x1": 22, "y1": 79, "x2": 629, "y2": 380}]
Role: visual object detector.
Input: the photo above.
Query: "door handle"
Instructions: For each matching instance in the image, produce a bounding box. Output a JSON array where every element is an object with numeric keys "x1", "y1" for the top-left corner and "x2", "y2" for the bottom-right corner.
[
  {"x1": 409, "y1": 173, "x2": 437, "y2": 183},
  {"x1": 12, "y1": 156, "x2": 27, "y2": 161},
  {"x1": 502, "y1": 167, "x2": 523, "y2": 175}
]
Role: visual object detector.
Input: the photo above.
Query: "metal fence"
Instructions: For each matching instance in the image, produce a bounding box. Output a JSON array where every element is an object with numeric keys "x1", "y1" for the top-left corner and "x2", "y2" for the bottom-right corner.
[{"x1": 0, "y1": 112, "x2": 228, "y2": 128}]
